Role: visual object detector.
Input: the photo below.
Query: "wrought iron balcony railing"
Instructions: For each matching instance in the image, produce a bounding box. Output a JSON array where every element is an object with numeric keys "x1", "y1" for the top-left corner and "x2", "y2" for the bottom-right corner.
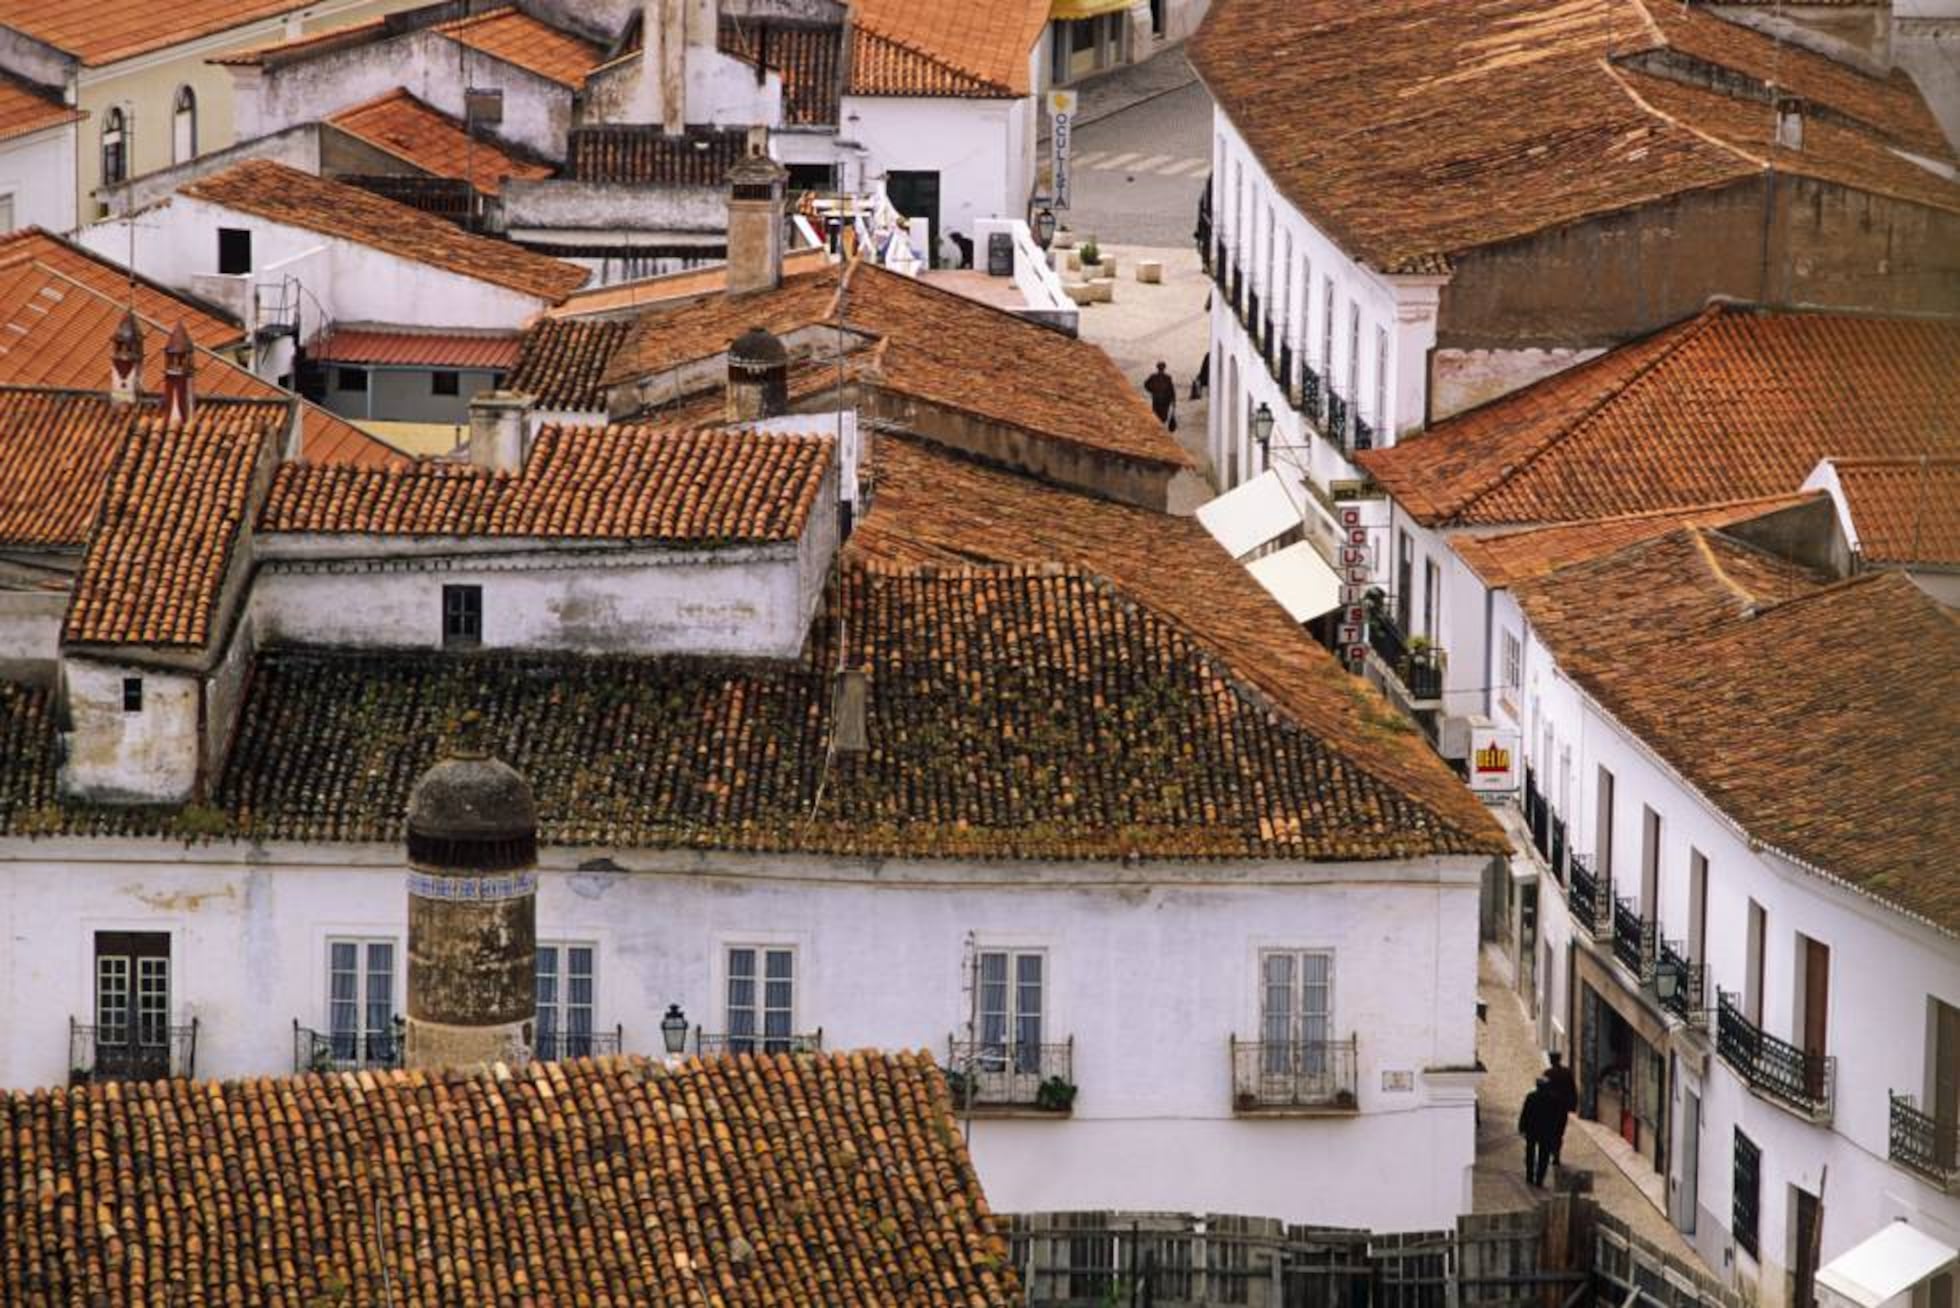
[
  {"x1": 1612, "y1": 896, "x2": 1654, "y2": 979},
  {"x1": 1400, "y1": 644, "x2": 1445, "y2": 702},
  {"x1": 1548, "y1": 815, "x2": 1567, "y2": 885},
  {"x1": 1717, "y1": 992, "x2": 1834, "y2": 1122},
  {"x1": 1277, "y1": 343, "x2": 1294, "y2": 399},
  {"x1": 1326, "y1": 391, "x2": 1350, "y2": 448},
  {"x1": 1524, "y1": 770, "x2": 1549, "y2": 860},
  {"x1": 1567, "y1": 854, "x2": 1612, "y2": 939},
  {"x1": 1299, "y1": 363, "x2": 1323, "y2": 423},
  {"x1": 1889, "y1": 1093, "x2": 1960, "y2": 1190},
  {"x1": 1366, "y1": 601, "x2": 1409, "y2": 672},
  {"x1": 70, "y1": 1017, "x2": 198, "y2": 1084},
  {"x1": 1231, "y1": 264, "x2": 1244, "y2": 320},
  {"x1": 535, "y1": 1024, "x2": 624, "y2": 1062},
  {"x1": 1654, "y1": 939, "x2": 1706, "y2": 1029},
  {"x1": 945, "y1": 1036, "x2": 1076, "y2": 1113},
  {"x1": 695, "y1": 1027, "x2": 825, "y2": 1057},
  {"x1": 1230, "y1": 1036, "x2": 1359, "y2": 1113},
  {"x1": 1247, "y1": 291, "x2": 1262, "y2": 344},
  {"x1": 1352, "y1": 414, "x2": 1376, "y2": 453},
  {"x1": 1261, "y1": 317, "x2": 1277, "y2": 370},
  {"x1": 294, "y1": 1019, "x2": 403, "y2": 1073}
]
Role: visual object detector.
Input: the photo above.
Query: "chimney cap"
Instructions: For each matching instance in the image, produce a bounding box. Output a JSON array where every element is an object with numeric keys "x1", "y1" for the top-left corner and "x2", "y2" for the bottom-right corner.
[
  {"x1": 164, "y1": 321, "x2": 194, "y2": 366},
  {"x1": 730, "y1": 324, "x2": 788, "y2": 369},
  {"x1": 407, "y1": 721, "x2": 539, "y2": 870},
  {"x1": 728, "y1": 149, "x2": 787, "y2": 189},
  {"x1": 113, "y1": 311, "x2": 143, "y2": 354}
]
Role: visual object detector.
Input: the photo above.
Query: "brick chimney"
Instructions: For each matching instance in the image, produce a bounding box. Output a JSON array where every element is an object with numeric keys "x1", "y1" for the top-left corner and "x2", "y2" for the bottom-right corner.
[
  {"x1": 726, "y1": 149, "x2": 788, "y2": 296},
  {"x1": 110, "y1": 311, "x2": 143, "y2": 405},
  {"x1": 162, "y1": 322, "x2": 195, "y2": 423}
]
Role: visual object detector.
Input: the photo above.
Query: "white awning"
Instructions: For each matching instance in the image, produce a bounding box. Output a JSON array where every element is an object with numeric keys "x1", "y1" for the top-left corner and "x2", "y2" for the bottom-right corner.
[
  {"x1": 1196, "y1": 470, "x2": 1305, "y2": 561},
  {"x1": 1245, "y1": 540, "x2": 1342, "y2": 624},
  {"x1": 1817, "y1": 1222, "x2": 1957, "y2": 1308}
]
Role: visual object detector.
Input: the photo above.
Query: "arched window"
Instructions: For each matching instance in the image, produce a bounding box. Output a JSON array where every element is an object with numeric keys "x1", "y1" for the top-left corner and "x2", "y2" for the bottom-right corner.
[
  {"x1": 173, "y1": 86, "x2": 197, "y2": 164},
  {"x1": 102, "y1": 107, "x2": 127, "y2": 187}
]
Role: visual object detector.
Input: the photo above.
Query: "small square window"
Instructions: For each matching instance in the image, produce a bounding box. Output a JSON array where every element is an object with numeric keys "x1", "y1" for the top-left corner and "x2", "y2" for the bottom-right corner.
[
  {"x1": 217, "y1": 227, "x2": 251, "y2": 276},
  {"x1": 122, "y1": 677, "x2": 143, "y2": 712},
  {"x1": 336, "y1": 368, "x2": 368, "y2": 393},
  {"x1": 431, "y1": 371, "x2": 460, "y2": 397},
  {"x1": 442, "y1": 584, "x2": 483, "y2": 648}
]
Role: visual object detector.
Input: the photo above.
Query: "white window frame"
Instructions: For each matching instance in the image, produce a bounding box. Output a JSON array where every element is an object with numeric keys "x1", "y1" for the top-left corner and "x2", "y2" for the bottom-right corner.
[
  {"x1": 172, "y1": 85, "x2": 197, "y2": 164},
  {"x1": 974, "y1": 948, "x2": 1046, "y2": 1074},
  {"x1": 536, "y1": 940, "x2": 598, "y2": 1059},
  {"x1": 325, "y1": 936, "x2": 397, "y2": 1065},
  {"x1": 1258, "y1": 947, "x2": 1336, "y2": 1076},
  {"x1": 1374, "y1": 325, "x2": 1390, "y2": 433},
  {"x1": 725, "y1": 944, "x2": 797, "y2": 1053}
]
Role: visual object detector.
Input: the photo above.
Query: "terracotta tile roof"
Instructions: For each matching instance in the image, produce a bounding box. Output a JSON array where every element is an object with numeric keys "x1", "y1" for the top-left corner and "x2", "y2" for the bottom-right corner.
[
  {"x1": 207, "y1": 16, "x2": 386, "y2": 67},
  {"x1": 546, "y1": 248, "x2": 832, "y2": 319},
  {"x1": 849, "y1": 435, "x2": 1507, "y2": 858},
  {"x1": 1452, "y1": 494, "x2": 1818, "y2": 589},
  {"x1": 0, "y1": 389, "x2": 133, "y2": 547},
  {"x1": 849, "y1": 0, "x2": 1048, "y2": 97},
  {"x1": 1190, "y1": 0, "x2": 1960, "y2": 272},
  {"x1": 312, "y1": 327, "x2": 523, "y2": 371},
  {"x1": 0, "y1": 0, "x2": 309, "y2": 66},
  {"x1": 0, "y1": 72, "x2": 79, "y2": 143},
  {"x1": 1361, "y1": 305, "x2": 1960, "y2": 526},
  {"x1": 567, "y1": 124, "x2": 750, "y2": 185},
  {"x1": 1514, "y1": 530, "x2": 1960, "y2": 934},
  {"x1": 1828, "y1": 456, "x2": 1960, "y2": 567},
  {"x1": 719, "y1": 17, "x2": 844, "y2": 123},
  {"x1": 604, "y1": 261, "x2": 1191, "y2": 470},
  {"x1": 506, "y1": 318, "x2": 634, "y2": 409},
  {"x1": 260, "y1": 424, "x2": 833, "y2": 543},
  {"x1": 197, "y1": 561, "x2": 1488, "y2": 860},
  {"x1": 0, "y1": 230, "x2": 402, "y2": 471},
  {"x1": 327, "y1": 89, "x2": 554, "y2": 197},
  {"x1": 0, "y1": 1051, "x2": 1017, "y2": 1306},
  {"x1": 434, "y1": 6, "x2": 606, "y2": 88},
  {"x1": 182, "y1": 161, "x2": 590, "y2": 303},
  {"x1": 64, "y1": 401, "x2": 282, "y2": 649}
]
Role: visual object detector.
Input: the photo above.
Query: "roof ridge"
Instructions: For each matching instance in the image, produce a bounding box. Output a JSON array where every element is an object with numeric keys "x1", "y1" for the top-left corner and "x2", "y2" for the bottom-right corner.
[
  {"x1": 1451, "y1": 304, "x2": 1730, "y2": 519},
  {"x1": 1688, "y1": 527, "x2": 1768, "y2": 613},
  {"x1": 1740, "y1": 565, "x2": 1929, "y2": 623},
  {"x1": 852, "y1": 24, "x2": 1000, "y2": 93},
  {"x1": 325, "y1": 85, "x2": 419, "y2": 121},
  {"x1": 1599, "y1": 56, "x2": 1768, "y2": 170}
]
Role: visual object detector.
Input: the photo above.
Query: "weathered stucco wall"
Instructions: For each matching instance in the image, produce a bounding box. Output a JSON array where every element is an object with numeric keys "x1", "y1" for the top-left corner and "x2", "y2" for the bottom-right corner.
[
  {"x1": 1430, "y1": 347, "x2": 1606, "y2": 422},
  {"x1": 0, "y1": 123, "x2": 78, "y2": 233},
  {"x1": 59, "y1": 658, "x2": 200, "y2": 802},
  {"x1": 1438, "y1": 176, "x2": 1960, "y2": 351},
  {"x1": 502, "y1": 179, "x2": 727, "y2": 235}
]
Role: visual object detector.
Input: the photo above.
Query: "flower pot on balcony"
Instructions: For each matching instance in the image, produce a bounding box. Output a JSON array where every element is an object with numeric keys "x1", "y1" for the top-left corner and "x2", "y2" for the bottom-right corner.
[
  {"x1": 1035, "y1": 1076, "x2": 1078, "y2": 1113},
  {"x1": 1235, "y1": 1090, "x2": 1259, "y2": 1113},
  {"x1": 1334, "y1": 1089, "x2": 1357, "y2": 1110}
]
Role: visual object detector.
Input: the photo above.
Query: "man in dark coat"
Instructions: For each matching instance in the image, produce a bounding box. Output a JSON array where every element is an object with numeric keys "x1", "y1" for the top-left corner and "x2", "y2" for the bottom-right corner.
[
  {"x1": 1543, "y1": 1051, "x2": 1578, "y2": 1171},
  {"x1": 1143, "y1": 361, "x2": 1178, "y2": 428},
  {"x1": 1518, "y1": 1076, "x2": 1561, "y2": 1187}
]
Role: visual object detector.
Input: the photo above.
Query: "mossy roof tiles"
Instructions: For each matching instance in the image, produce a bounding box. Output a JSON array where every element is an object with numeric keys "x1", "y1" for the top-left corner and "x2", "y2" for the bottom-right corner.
[{"x1": 0, "y1": 1050, "x2": 1017, "y2": 1305}]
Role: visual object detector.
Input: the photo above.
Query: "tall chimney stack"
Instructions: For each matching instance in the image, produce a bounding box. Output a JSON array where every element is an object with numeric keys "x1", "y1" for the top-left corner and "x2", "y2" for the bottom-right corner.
[
  {"x1": 110, "y1": 312, "x2": 143, "y2": 405},
  {"x1": 467, "y1": 390, "x2": 531, "y2": 472},
  {"x1": 162, "y1": 322, "x2": 195, "y2": 423},
  {"x1": 640, "y1": 0, "x2": 687, "y2": 132},
  {"x1": 726, "y1": 149, "x2": 788, "y2": 296},
  {"x1": 404, "y1": 715, "x2": 539, "y2": 1072}
]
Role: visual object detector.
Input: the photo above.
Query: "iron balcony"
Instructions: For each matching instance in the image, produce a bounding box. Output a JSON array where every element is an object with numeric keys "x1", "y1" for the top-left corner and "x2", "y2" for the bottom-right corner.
[
  {"x1": 535, "y1": 1024, "x2": 624, "y2": 1062},
  {"x1": 1889, "y1": 1093, "x2": 1960, "y2": 1191},
  {"x1": 945, "y1": 1036, "x2": 1076, "y2": 1114},
  {"x1": 69, "y1": 1016, "x2": 198, "y2": 1084},
  {"x1": 1230, "y1": 1036, "x2": 1359, "y2": 1114},
  {"x1": 1717, "y1": 991, "x2": 1834, "y2": 1123},
  {"x1": 1567, "y1": 854, "x2": 1612, "y2": 940},
  {"x1": 293, "y1": 1019, "x2": 403, "y2": 1073},
  {"x1": 1612, "y1": 895, "x2": 1655, "y2": 980},
  {"x1": 1654, "y1": 939, "x2": 1706, "y2": 1029},
  {"x1": 694, "y1": 1027, "x2": 825, "y2": 1057}
]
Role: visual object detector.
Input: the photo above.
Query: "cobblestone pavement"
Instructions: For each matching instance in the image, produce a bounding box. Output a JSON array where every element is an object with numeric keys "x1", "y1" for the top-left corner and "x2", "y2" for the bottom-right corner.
[{"x1": 1475, "y1": 944, "x2": 1708, "y2": 1271}]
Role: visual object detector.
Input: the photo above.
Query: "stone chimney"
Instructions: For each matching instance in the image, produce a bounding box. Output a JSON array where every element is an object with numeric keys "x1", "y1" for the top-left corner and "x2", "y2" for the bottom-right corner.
[
  {"x1": 162, "y1": 323, "x2": 194, "y2": 423},
  {"x1": 468, "y1": 390, "x2": 531, "y2": 472},
  {"x1": 727, "y1": 325, "x2": 789, "y2": 421},
  {"x1": 640, "y1": 0, "x2": 687, "y2": 132},
  {"x1": 726, "y1": 149, "x2": 788, "y2": 296},
  {"x1": 1775, "y1": 96, "x2": 1804, "y2": 152},
  {"x1": 404, "y1": 718, "x2": 538, "y2": 1072},
  {"x1": 110, "y1": 312, "x2": 143, "y2": 405}
]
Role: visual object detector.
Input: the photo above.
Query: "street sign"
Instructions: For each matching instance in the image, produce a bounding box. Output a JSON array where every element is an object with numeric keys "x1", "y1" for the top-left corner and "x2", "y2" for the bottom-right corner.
[{"x1": 1049, "y1": 90, "x2": 1079, "y2": 210}]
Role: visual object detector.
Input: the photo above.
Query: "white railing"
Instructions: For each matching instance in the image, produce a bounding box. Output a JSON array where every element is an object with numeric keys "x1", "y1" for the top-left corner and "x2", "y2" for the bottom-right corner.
[
  {"x1": 974, "y1": 217, "x2": 1076, "y2": 325},
  {"x1": 794, "y1": 183, "x2": 924, "y2": 278}
]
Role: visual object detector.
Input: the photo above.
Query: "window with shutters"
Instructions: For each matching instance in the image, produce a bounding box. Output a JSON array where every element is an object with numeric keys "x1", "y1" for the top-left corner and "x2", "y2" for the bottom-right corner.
[{"x1": 1733, "y1": 1128, "x2": 1760, "y2": 1257}]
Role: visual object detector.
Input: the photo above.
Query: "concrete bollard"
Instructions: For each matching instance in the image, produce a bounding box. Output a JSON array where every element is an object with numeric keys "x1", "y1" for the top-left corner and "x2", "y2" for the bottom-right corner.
[
  {"x1": 1089, "y1": 278, "x2": 1116, "y2": 304},
  {"x1": 1064, "y1": 282, "x2": 1099, "y2": 306},
  {"x1": 1137, "y1": 260, "x2": 1164, "y2": 284}
]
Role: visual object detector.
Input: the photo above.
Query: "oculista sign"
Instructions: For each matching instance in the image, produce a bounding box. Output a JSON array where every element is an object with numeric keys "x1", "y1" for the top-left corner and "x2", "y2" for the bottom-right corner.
[{"x1": 1049, "y1": 90, "x2": 1078, "y2": 209}]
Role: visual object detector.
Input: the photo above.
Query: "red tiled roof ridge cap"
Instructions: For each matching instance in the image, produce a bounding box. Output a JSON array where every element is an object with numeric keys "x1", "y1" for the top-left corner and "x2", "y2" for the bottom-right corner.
[{"x1": 1472, "y1": 490, "x2": 1819, "y2": 540}]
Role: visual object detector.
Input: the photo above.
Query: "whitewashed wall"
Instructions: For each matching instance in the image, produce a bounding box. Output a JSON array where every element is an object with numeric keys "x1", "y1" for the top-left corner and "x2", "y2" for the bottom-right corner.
[
  {"x1": 0, "y1": 838, "x2": 1485, "y2": 1231},
  {"x1": 58, "y1": 657, "x2": 200, "y2": 802},
  {"x1": 848, "y1": 95, "x2": 1027, "y2": 258},
  {"x1": 0, "y1": 122, "x2": 78, "y2": 233},
  {"x1": 1519, "y1": 623, "x2": 1960, "y2": 1306}
]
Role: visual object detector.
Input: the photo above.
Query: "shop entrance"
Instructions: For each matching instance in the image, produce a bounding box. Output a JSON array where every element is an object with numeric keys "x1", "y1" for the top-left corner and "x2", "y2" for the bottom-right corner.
[{"x1": 1580, "y1": 981, "x2": 1668, "y2": 1178}]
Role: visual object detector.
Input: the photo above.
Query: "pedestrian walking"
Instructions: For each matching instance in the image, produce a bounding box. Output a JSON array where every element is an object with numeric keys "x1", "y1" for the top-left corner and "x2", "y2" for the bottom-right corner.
[
  {"x1": 1143, "y1": 361, "x2": 1179, "y2": 431},
  {"x1": 1543, "y1": 1051, "x2": 1578, "y2": 1171},
  {"x1": 1518, "y1": 1076, "x2": 1560, "y2": 1187}
]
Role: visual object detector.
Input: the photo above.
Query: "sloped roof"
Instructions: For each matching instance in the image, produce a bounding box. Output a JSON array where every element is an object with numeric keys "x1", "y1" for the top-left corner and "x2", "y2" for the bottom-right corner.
[
  {"x1": 0, "y1": 0, "x2": 310, "y2": 66},
  {"x1": 434, "y1": 6, "x2": 606, "y2": 88},
  {"x1": 0, "y1": 71, "x2": 80, "y2": 142},
  {"x1": 208, "y1": 16, "x2": 387, "y2": 67},
  {"x1": 327, "y1": 89, "x2": 554, "y2": 197},
  {"x1": 849, "y1": 0, "x2": 1048, "y2": 97},
  {"x1": 546, "y1": 248, "x2": 833, "y2": 320},
  {"x1": 603, "y1": 261, "x2": 1190, "y2": 470},
  {"x1": 182, "y1": 161, "x2": 589, "y2": 303},
  {"x1": 64, "y1": 401, "x2": 283, "y2": 649},
  {"x1": 0, "y1": 389, "x2": 135, "y2": 547},
  {"x1": 1361, "y1": 305, "x2": 1960, "y2": 526},
  {"x1": 0, "y1": 1051, "x2": 1018, "y2": 1305},
  {"x1": 260, "y1": 425, "x2": 833, "y2": 544},
  {"x1": 1452, "y1": 494, "x2": 1817, "y2": 588},
  {"x1": 567, "y1": 125, "x2": 749, "y2": 185},
  {"x1": 1191, "y1": 0, "x2": 1960, "y2": 273},
  {"x1": 0, "y1": 229, "x2": 401, "y2": 470},
  {"x1": 311, "y1": 327, "x2": 522, "y2": 370},
  {"x1": 718, "y1": 17, "x2": 844, "y2": 123},
  {"x1": 505, "y1": 317, "x2": 635, "y2": 409},
  {"x1": 1828, "y1": 456, "x2": 1960, "y2": 567},
  {"x1": 1514, "y1": 530, "x2": 1960, "y2": 934}
]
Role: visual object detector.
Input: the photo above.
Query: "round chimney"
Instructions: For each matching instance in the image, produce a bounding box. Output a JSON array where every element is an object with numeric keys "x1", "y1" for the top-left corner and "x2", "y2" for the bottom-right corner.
[
  {"x1": 403, "y1": 719, "x2": 540, "y2": 1070},
  {"x1": 727, "y1": 324, "x2": 790, "y2": 422}
]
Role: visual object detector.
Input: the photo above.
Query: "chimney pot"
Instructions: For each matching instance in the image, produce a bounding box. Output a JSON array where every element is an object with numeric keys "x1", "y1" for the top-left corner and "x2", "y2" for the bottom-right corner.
[
  {"x1": 110, "y1": 311, "x2": 143, "y2": 405},
  {"x1": 162, "y1": 322, "x2": 195, "y2": 423},
  {"x1": 726, "y1": 150, "x2": 789, "y2": 296},
  {"x1": 727, "y1": 324, "x2": 790, "y2": 422}
]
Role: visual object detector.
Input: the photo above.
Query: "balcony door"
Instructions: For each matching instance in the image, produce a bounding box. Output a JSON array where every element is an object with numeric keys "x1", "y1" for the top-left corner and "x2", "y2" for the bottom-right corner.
[
  {"x1": 1260, "y1": 950, "x2": 1333, "y2": 1083},
  {"x1": 1936, "y1": 999, "x2": 1960, "y2": 1171},
  {"x1": 94, "y1": 931, "x2": 170, "y2": 1080},
  {"x1": 975, "y1": 950, "x2": 1044, "y2": 1086},
  {"x1": 1798, "y1": 936, "x2": 1829, "y2": 1101}
]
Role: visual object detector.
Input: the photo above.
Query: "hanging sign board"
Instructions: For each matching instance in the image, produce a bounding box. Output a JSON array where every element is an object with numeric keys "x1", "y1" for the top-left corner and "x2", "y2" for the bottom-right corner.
[
  {"x1": 1049, "y1": 90, "x2": 1079, "y2": 209},
  {"x1": 1469, "y1": 724, "x2": 1520, "y2": 793}
]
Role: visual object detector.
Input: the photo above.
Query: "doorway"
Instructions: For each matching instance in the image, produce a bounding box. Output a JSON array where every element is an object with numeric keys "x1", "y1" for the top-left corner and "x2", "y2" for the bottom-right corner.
[
  {"x1": 93, "y1": 931, "x2": 171, "y2": 1080},
  {"x1": 1674, "y1": 1088, "x2": 1699, "y2": 1235},
  {"x1": 1792, "y1": 1187, "x2": 1821, "y2": 1308},
  {"x1": 884, "y1": 170, "x2": 941, "y2": 268}
]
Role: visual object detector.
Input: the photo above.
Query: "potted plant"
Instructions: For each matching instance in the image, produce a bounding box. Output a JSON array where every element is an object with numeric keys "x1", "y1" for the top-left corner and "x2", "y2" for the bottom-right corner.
[
  {"x1": 1234, "y1": 1089, "x2": 1259, "y2": 1113},
  {"x1": 1333, "y1": 1089, "x2": 1358, "y2": 1110},
  {"x1": 1035, "y1": 1076, "x2": 1078, "y2": 1113},
  {"x1": 1079, "y1": 237, "x2": 1102, "y2": 269},
  {"x1": 942, "y1": 1067, "x2": 971, "y2": 1107}
]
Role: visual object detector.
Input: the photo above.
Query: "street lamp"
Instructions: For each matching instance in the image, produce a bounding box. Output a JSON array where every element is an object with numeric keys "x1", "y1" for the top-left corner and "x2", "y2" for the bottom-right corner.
[
  {"x1": 661, "y1": 1004, "x2": 689, "y2": 1055},
  {"x1": 1653, "y1": 961, "x2": 1680, "y2": 1004},
  {"x1": 1032, "y1": 206, "x2": 1057, "y2": 250},
  {"x1": 1252, "y1": 402, "x2": 1276, "y2": 468}
]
